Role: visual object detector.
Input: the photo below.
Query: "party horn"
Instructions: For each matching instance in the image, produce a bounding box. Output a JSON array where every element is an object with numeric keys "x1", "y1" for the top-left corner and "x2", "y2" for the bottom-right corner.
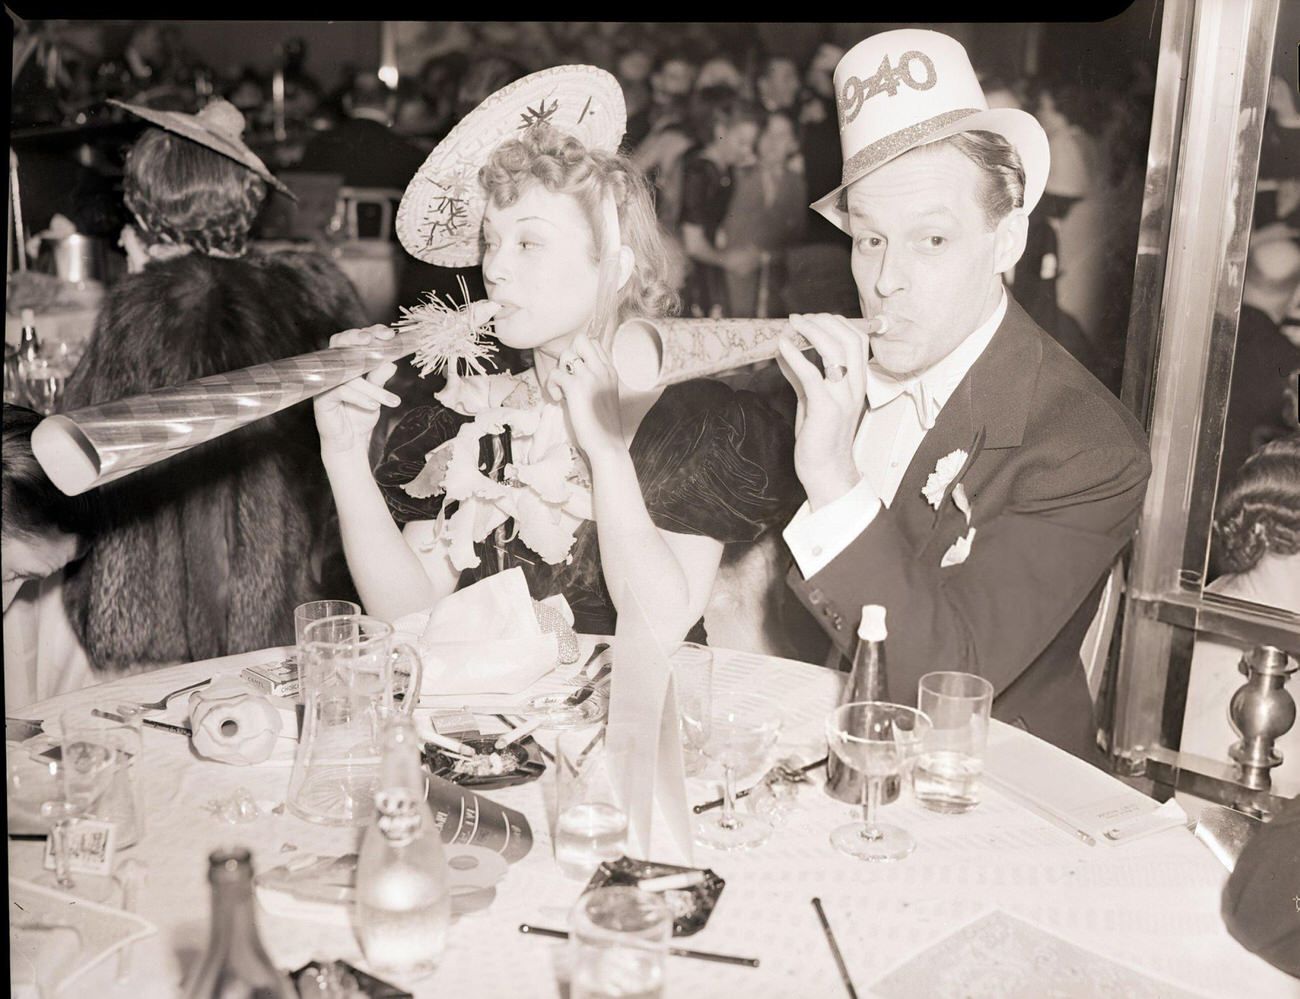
[
  {"x1": 610, "y1": 315, "x2": 888, "y2": 391},
  {"x1": 31, "y1": 298, "x2": 498, "y2": 497}
]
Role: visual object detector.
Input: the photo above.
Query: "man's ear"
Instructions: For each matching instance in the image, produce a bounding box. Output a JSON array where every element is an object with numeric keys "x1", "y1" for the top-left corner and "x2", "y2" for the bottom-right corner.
[
  {"x1": 993, "y1": 209, "x2": 1029, "y2": 276},
  {"x1": 617, "y1": 244, "x2": 635, "y2": 289}
]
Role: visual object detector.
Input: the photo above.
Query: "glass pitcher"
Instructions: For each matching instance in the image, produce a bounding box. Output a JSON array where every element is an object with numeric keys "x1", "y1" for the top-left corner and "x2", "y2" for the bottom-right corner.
[{"x1": 286, "y1": 615, "x2": 422, "y2": 826}]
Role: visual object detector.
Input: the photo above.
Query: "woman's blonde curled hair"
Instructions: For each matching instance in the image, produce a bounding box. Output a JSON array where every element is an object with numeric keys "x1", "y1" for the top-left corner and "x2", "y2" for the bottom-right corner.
[{"x1": 479, "y1": 124, "x2": 681, "y2": 328}]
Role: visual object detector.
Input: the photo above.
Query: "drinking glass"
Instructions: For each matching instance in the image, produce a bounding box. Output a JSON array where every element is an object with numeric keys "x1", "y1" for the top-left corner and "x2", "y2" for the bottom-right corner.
[
  {"x1": 568, "y1": 886, "x2": 672, "y2": 999},
  {"x1": 554, "y1": 723, "x2": 629, "y2": 880},
  {"x1": 694, "y1": 694, "x2": 782, "y2": 851},
  {"x1": 294, "y1": 599, "x2": 361, "y2": 649},
  {"x1": 19, "y1": 356, "x2": 70, "y2": 414},
  {"x1": 826, "y1": 702, "x2": 931, "y2": 861},
  {"x1": 669, "y1": 642, "x2": 712, "y2": 777},
  {"x1": 913, "y1": 671, "x2": 995, "y2": 813}
]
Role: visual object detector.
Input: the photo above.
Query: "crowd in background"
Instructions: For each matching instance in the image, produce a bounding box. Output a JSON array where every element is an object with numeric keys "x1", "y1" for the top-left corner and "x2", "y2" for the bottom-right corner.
[{"x1": 12, "y1": 19, "x2": 1170, "y2": 397}]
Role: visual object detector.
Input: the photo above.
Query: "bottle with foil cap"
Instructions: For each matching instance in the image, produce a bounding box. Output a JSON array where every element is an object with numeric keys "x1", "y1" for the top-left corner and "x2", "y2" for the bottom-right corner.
[
  {"x1": 824, "y1": 605, "x2": 901, "y2": 805},
  {"x1": 184, "y1": 847, "x2": 297, "y2": 999},
  {"x1": 354, "y1": 714, "x2": 451, "y2": 976}
]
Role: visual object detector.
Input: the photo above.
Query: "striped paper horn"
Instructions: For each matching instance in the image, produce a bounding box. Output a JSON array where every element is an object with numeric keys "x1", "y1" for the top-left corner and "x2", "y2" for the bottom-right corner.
[
  {"x1": 33, "y1": 297, "x2": 496, "y2": 497},
  {"x1": 32, "y1": 330, "x2": 426, "y2": 496},
  {"x1": 610, "y1": 316, "x2": 887, "y2": 391}
]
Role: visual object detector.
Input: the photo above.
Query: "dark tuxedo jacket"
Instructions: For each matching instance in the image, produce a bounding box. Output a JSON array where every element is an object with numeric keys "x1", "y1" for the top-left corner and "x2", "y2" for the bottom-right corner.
[{"x1": 787, "y1": 295, "x2": 1151, "y2": 763}]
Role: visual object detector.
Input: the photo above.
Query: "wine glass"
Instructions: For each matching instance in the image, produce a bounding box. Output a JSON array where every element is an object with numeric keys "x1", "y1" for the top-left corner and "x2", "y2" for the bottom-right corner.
[
  {"x1": 694, "y1": 694, "x2": 782, "y2": 851},
  {"x1": 17, "y1": 356, "x2": 71, "y2": 414},
  {"x1": 825, "y1": 702, "x2": 931, "y2": 862}
]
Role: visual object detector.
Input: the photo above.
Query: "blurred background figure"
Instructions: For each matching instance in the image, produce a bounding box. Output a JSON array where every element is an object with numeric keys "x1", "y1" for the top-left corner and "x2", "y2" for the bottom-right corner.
[
  {"x1": 755, "y1": 54, "x2": 802, "y2": 115},
  {"x1": 1181, "y1": 434, "x2": 1300, "y2": 783},
  {"x1": 3, "y1": 404, "x2": 94, "y2": 710},
  {"x1": 1219, "y1": 226, "x2": 1300, "y2": 500},
  {"x1": 296, "y1": 70, "x2": 426, "y2": 190},
  {"x1": 632, "y1": 54, "x2": 698, "y2": 236},
  {"x1": 679, "y1": 89, "x2": 762, "y2": 317},
  {"x1": 395, "y1": 51, "x2": 470, "y2": 148},
  {"x1": 61, "y1": 100, "x2": 367, "y2": 675},
  {"x1": 718, "y1": 110, "x2": 807, "y2": 317}
]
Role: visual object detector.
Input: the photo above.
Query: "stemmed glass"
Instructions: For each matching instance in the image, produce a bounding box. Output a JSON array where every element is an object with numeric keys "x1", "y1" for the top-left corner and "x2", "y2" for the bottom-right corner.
[
  {"x1": 693, "y1": 694, "x2": 782, "y2": 851},
  {"x1": 826, "y1": 702, "x2": 931, "y2": 861}
]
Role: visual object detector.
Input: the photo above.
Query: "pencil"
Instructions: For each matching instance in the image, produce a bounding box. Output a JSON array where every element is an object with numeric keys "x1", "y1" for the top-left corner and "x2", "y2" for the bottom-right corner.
[
  {"x1": 983, "y1": 773, "x2": 1098, "y2": 847},
  {"x1": 517, "y1": 923, "x2": 759, "y2": 968},
  {"x1": 811, "y1": 897, "x2": 858, "y2": 999}
]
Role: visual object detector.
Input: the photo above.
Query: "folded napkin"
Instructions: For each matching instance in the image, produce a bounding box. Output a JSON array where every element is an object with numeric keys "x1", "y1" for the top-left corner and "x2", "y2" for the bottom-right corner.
[
  {"x1": 9, "y1": 876, "x2": 156, "y2": 996},
  {"x1": 393, "y1": 567, "x2": 569, "y2": 696}
]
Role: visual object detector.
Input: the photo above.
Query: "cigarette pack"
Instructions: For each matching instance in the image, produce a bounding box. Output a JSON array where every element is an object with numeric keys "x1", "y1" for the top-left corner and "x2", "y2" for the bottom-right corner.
[{"x1": 240, "y1": 659, "x2": 299, "y2": 698}]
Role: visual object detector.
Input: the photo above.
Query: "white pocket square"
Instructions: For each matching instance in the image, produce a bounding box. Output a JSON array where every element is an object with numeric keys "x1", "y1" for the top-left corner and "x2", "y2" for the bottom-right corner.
[{"x1": 941, "y1": 527, "x2": 977, "y2": 568}]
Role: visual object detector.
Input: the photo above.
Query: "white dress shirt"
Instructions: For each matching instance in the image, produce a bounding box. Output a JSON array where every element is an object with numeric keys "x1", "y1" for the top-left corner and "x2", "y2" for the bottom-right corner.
[{"x1": 783, "y1": 291, "x2": 1007, "y2": 578}]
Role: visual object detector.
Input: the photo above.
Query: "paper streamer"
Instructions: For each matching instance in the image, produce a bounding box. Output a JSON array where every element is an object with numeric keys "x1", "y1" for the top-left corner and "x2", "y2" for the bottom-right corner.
[
  {"x1": 31, "y1": 329, "x2": 427, "y2": 496},
  {"x1": 610, "y1": 315, "x2": 887, "y2": 390}
]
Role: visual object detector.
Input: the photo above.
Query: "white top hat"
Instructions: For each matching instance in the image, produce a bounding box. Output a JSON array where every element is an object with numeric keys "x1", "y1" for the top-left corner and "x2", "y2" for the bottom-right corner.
[
  {"x1": 810, "y1": 29, "x2": 1049, "y2": 231},
  {"x1": 397, "y1": 65, "x2": 626, "y2": 268}
]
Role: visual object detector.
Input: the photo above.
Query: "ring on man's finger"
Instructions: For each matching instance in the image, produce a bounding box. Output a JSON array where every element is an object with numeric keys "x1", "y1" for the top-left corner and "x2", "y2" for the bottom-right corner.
[
  {"x1": 564, "y1": 357, "x2": 585, "y2": 376},
  {"x1": 824, "y1": 362, "x2": 848, "y2": 384}
]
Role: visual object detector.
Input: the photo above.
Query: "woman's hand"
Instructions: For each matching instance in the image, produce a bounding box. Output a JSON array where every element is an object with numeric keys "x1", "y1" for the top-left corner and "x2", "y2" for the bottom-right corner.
[
  {"x1": 546, "y1": 334, "x2": 627, "y2": 466},
  {"x1": 776, "y1": 312, "x2": 870, "y2": 510},
  {"x1": 313, "y1": 325, "x2": 402, "y2": 460}
]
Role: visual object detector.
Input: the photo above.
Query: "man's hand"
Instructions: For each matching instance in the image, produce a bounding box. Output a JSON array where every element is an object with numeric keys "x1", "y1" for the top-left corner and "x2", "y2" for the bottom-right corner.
[{"x1": 776, "y1": 312, "x2": 870, "y2": 510}]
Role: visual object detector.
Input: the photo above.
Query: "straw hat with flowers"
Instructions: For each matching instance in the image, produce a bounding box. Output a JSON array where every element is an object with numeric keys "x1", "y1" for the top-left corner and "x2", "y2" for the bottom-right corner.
[{"x1": 396, "y1": 64, "x2": 626, "y2": 268}]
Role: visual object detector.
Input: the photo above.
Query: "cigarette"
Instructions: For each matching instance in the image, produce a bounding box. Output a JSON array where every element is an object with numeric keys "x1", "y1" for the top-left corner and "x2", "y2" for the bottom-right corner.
[
  {"x1": 494, "y1": 715, "x2": 543, "y2": 750},
  {"x1": 864, "y1": 315, "x2": 890, "y2": 334},
  {"x1": 425, "y1": 731, "x2": 478, "y2": 757},
  {"x1": 637, "y1": 870, "x2": 707, "y2": 891}
]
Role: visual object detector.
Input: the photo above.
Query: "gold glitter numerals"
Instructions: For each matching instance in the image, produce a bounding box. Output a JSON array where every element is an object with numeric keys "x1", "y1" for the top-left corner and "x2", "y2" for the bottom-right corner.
[{"x1": 838, "y1": 50, "x2": 939, "y2": 126}]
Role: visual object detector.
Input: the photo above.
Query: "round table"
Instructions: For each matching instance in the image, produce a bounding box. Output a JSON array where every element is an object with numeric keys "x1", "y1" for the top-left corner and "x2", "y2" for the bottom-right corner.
[{"x1": 8, "y1": 640, "x2": 1298, "y2": 998}]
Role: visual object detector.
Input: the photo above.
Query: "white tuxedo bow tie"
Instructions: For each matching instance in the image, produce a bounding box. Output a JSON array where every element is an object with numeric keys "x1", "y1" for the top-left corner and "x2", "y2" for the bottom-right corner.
[{"x1": 865, "y1": 363, "x2": 942, "y2": 430}]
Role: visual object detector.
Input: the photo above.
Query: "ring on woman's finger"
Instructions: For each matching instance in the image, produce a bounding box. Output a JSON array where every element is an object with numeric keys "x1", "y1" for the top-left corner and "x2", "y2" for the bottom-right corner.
[
  {"x1": 564, "y1": 357, "x2": 585, "y2": 376},
  {"x1": 824, "y1": 362, "x2": 848, "y2": 384}
]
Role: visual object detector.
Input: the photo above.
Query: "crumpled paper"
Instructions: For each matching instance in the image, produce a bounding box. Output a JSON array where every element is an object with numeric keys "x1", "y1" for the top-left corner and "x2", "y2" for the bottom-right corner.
[{"x1": 393, "y1": 567, "x2": 570, "y2": 696}]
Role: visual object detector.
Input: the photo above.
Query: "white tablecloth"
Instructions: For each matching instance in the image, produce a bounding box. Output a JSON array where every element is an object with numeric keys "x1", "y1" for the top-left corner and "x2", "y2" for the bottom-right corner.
[{"x1": 8, "y1": 641, "x2": 1298, "y2": 999}]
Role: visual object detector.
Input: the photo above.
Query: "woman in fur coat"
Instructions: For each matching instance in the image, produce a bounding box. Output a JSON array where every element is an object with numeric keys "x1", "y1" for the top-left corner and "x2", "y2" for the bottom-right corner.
[{"x1": 62, "y1": 100, "x2": 367, "y2": 673}]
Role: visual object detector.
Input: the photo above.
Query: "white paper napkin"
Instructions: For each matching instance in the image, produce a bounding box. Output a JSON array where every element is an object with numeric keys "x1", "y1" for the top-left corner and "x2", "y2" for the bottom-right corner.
[{"x1": 392, "y1": 567, "x2": 563, "y2": 696}]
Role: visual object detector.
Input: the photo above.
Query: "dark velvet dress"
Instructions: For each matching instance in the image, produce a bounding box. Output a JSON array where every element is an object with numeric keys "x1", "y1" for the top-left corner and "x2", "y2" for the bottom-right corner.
[{"x1": 374, "y1": 376, "x2": 801, "y2": 642}]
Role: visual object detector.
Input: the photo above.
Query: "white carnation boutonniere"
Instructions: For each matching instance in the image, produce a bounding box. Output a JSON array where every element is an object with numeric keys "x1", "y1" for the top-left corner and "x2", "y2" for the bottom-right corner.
[{"x1": 923, "y1": 449, "x2": 968, "y2": 509}]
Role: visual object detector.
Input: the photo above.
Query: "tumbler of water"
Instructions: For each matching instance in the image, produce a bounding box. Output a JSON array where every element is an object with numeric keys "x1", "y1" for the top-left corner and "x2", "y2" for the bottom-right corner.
[
  {"x1": 913, "y1": 671, "x2": 994, "y2": 814},
  {"x1": 569, "y1": 886, "x2": 672, "y2": 999},
  {"x1": 555, "y1": 724, "x2": 629, "y2": 880}
]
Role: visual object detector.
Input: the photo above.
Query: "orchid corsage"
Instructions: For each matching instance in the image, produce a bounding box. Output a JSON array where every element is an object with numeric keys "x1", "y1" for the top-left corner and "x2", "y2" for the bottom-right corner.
[{"x1": 399, "y1": 367, "x2": 593, "y2": 571}]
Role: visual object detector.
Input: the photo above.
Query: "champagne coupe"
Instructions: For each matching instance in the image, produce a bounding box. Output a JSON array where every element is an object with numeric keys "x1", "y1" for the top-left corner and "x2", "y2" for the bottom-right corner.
[
  {"x1": 694, "y1": 694, "x2": 782, "y2": 851},
  {"x1": 826, "y1": 702, "x2": 931, "y2": 861}
]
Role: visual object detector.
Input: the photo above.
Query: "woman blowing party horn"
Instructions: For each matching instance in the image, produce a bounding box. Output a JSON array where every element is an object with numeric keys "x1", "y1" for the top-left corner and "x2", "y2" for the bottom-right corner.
[{"x1": 315, "y1": 65, "x2": 801, "y2": 648}]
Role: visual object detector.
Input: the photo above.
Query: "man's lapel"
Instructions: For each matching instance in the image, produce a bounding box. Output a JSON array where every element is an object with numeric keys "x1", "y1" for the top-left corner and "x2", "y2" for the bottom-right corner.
[{"x1": 891, "y1": 296, "x2": 1043, "y2": 544}]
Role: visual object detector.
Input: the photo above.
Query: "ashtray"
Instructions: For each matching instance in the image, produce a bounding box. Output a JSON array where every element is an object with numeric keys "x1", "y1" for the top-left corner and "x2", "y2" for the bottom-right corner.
[
  {"x1": 584, "y1": 856, "x2": 725, "y2": 937},
  {"x1": 421, "y1": 736, "x2": 546, "y2": 789}
]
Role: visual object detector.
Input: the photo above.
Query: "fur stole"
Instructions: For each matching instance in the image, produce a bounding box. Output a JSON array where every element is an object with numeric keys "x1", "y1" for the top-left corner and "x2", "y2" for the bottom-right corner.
[{"x1": 62, "y1": 250, "x2": 366, "y2": 673}]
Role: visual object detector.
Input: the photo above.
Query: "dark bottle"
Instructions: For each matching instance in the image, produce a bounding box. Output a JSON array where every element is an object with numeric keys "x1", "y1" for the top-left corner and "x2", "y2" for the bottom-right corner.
[
  {"x1": 184, "y1": 847, "x2": 297, "y2": 999},
  {"x1": 824, "y1": 605, "x2": 901, "y2": 804}
]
